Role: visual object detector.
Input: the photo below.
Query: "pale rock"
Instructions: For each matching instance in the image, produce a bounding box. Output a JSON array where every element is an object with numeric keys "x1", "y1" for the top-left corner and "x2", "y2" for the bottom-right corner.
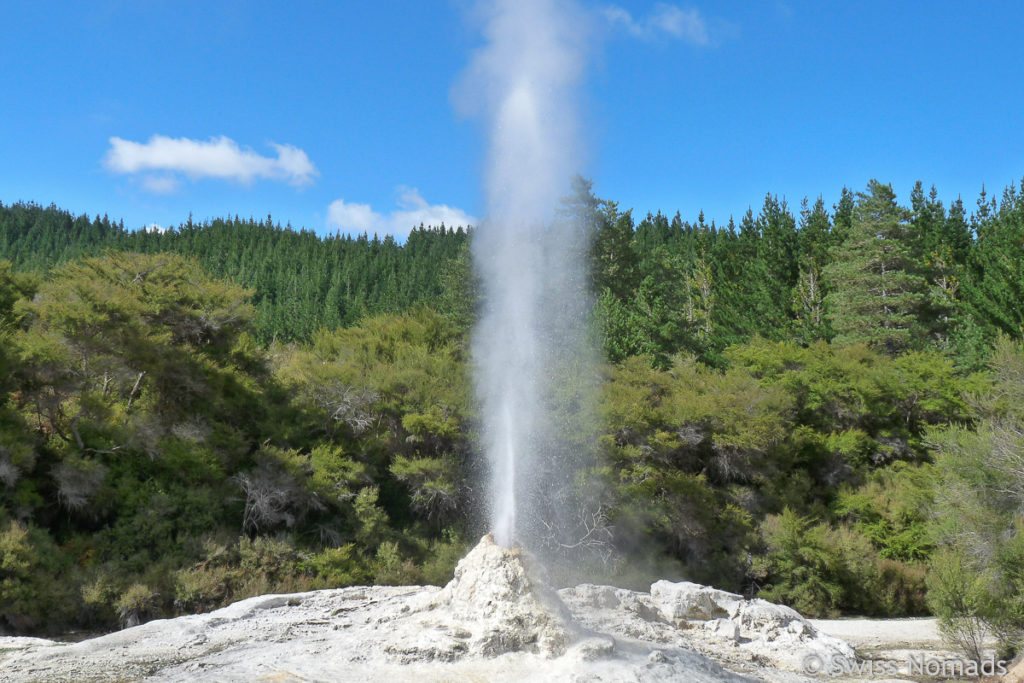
[
  {"x1": 569, "y1": 636, "x2": 616, "y2": 661},
  {"x1": 642, "y1": 581, "x2": 856, "y2": 677},
  {"x1": 704, "y1": 618, "x2": 741, "y2": 643},
  {"x1": 0, "y1": 637, "x2": 56, "y2": 653},
  {"x1": 0, "y1": 535, "x2": 860, "y2": 682},
  {"x1": 734, "y1": 598, "x2": 807, "y2": 634},
  {"x1": 1004, "y1": 656, "x2": 1024, "y2": 683},
  {"x1": 650, "y1": 580, "x2": 743, "y2": 623},
  {"x1": 430, "y1": 533, "x2": 574, "y2": 657}
]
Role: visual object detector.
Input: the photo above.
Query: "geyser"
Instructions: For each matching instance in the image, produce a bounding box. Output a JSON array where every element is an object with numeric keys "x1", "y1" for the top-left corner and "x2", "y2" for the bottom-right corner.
[{"x1": 457, "y1": 0, "x2": 595, "y2": 550}]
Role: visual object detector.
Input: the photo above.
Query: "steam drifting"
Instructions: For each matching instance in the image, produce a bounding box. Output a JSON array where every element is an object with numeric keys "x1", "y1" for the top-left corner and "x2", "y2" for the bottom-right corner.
[{"x1": 458, "y1": 0, "x2": 597, "y2": 552}]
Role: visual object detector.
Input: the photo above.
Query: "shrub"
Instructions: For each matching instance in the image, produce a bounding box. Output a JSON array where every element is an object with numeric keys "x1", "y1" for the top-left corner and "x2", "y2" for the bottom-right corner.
[
  {"x1": 80, "y1": 572, "x2": 120, "y2": 628},
  {"x1": 0, "y1": 521, "x2": 75, "y2": 633},
  {"x1": 390, "y1": 455, "x2": 462, "y2": 525},
  {"x1": 173, "y1": 564, "x2": 232, "y2": 614},
  {"x1": 874, "y1": 559, "x2": 928, "y2": 616},
  {"x1": 301, "y1": 544, "x2": 369, "y2": 587},
  {"x1": 418, "y1": 531, "x2": 470, "y2": 587},
  {"x1": 751, "y1": 509, "x2": 919, "y2": 617},
  {"x1": 926, "y1": 549, "x2": 993, "y2": 663},
  {"x1": 372, "y1": 541, "x2": 420, "y2": 586},
  {"x1": 115, "y1": 583, "x2": 159, "y2": 628}
]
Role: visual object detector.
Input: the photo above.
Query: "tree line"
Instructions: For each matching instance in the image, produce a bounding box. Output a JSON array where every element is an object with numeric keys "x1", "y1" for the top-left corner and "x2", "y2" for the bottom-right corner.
[
  {"x1": 587, "y1": 177, "x2": 1021, "y2": 371},
  {"x1": 4, "y1": 176, "x2": 1023, "y2": 368},
  {"x1": 0, "y1": 202, "x2": 469, "y2": 343}
]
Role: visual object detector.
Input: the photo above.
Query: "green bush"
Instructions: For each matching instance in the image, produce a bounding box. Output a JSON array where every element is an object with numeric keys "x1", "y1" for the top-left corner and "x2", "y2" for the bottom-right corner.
[
  {"x1": 926, "y1": 548, "x2": 995, "y2": 662},
  {"x1": 116, "y1": 583, "x2": 159, "y2": 628},
  {"x1": 80, "y1": 571, "x2": 120, "y2": 628},
  {"x1": 752, "y1": 509, "x2": 919, "y2": 617},
  {"x1": 173, "y1": 563, "x2": 233, "y2": 614},
  {"x1": 300, "y1": 544, "x2": 369, "y2": 587},
  {"x1": 835, "y1": 462, "x2": 935, "y2": 562},
  {"x1": 0, "y1": 521, "x2": 76, "y2": 632},
  {"x1": 753, "y1": 510, "x2": 847, "y2": 616},
  {"x1": 418, "y1": 531, "x2": 469, "y2": 587},
  {"x1": 372, "y1": 541, "x2": 420, "y2": 586},
  {"x1": 874, "y1": 559, "x2": 928, "y2": 616}
]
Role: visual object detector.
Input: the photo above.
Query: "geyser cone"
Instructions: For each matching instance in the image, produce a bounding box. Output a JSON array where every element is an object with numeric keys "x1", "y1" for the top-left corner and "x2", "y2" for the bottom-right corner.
[{"x1": 438, "y1": 533, "x2": 576, "y2": 656}]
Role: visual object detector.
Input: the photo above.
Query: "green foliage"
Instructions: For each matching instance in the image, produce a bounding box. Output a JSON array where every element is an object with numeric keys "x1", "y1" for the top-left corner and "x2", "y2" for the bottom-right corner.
[
  {"x1": 824, "y1": 181, "x2": 929, "y2": 354},
  {"x1": 962, "y1": 181, "x2": 1024, "y2": 341},
  {"x1": 753, "y1": 509, "x2": 851, "y2": 616},
  {"x1": 835, "y1": 462, "x2": 934, "y2": 562},
  {"x1": 0, "y1": 203, "x2": 470, "y2": 344},
  {"x1": 116, "y1": 583, "x2": 160, "y2": 628},
  {"x1": 926, "y1": 548, "x2": 1000, "y2": 662},
  {"x1": 0, "y1": 521, "x2": 76, "y2": 632},
  {"x1": 372, "y1": 540, "x2": 421, "y2": 586},
  {"x1": 418, "y1": 531, "x2": 470, "y2": 587},
  {"x1": 80, "y1": 572, "x2": 120, "y2": 627},
  {"x1": 353, "y1": 486, "x2": 391, "y2": 547},
  {"x1": 172, "y1": 536, "x2": 314, "y2": 614},
  {"x1": 596, "y1": 338, "x2": 967, "y2": 610},
  {"x1": 752, "y1": 509, "x2": 925, "y2": 617},
  {"x1": 2, "y1": 178, "x2": 1024, "y2": 636},
  {"x1": 926, "y1": 337, "x2": 1024, "y2": 658},
  {"x1": 390, "y1": 455, "x2": 462, "y2": 525},
  {"x1": 790, "y1": 197, "x2": 833, "y2": 344},
  {"x1": 0, "y1": 254, "x2": 477, "y2": 634},
  {"x1": 725, "y1": 338, "x2": 971, "y2": 468},
  {"x1": 436, "y1": 241, "x2": 478, "y2": 332},
  {"x1": 299, "y1": 544, "x2": 368, "y2": 587}
]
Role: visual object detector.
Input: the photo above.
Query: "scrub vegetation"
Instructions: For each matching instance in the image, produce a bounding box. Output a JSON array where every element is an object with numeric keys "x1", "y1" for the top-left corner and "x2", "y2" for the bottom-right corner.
[{"x1": 0, "y1": 177, "x2": 1021, "y2": 659}]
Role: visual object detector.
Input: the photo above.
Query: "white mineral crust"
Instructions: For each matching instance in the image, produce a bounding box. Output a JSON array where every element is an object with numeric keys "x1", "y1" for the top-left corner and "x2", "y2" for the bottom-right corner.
[{"x1": 0, "y1": 534, "x2": 857, "y2": 682}]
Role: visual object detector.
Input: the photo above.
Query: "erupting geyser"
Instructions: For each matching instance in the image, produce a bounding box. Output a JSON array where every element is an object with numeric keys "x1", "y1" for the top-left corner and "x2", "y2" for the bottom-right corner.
[{"x1": 458, "y1": 0, "x2": 595, "y2": 551}]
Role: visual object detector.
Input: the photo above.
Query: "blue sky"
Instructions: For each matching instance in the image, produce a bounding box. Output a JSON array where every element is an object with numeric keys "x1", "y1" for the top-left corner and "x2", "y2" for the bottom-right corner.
[{"x1": 1, "y1": 1, "x2": 1022, "y2": 236}]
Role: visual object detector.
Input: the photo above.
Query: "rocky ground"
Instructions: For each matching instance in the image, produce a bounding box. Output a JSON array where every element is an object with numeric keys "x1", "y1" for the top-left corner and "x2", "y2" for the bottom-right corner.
[{"x1": 0, "y1": 535, "x2": 996, "y2": 682}]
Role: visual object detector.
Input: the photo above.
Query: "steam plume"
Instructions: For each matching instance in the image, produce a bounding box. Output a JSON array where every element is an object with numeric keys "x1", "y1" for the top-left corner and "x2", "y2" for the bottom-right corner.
[{"x1": 457, "y1": 0, "x2": 597, "y2": 554}]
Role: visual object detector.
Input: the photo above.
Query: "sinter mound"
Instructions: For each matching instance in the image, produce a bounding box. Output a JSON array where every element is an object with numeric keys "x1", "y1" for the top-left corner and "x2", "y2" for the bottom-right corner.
[{"x1": 0, "y1": 534, "x2": 855, "y2": 682}]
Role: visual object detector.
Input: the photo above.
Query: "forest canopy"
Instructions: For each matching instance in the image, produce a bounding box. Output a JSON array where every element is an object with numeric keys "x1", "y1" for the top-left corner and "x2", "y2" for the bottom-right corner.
[{"x1": 1, "y1": 177, "x2": 1022, "y2": 658}]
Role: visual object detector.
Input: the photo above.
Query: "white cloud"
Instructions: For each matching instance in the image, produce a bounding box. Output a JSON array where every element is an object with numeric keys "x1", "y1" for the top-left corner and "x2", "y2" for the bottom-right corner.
[
  {"x1": 326, "y1": 199, "x2": 380, "y2": 232},
  {"x1": 104, "y1": 134, "x2": 318, "y2": 189},
  {"x1": 140, "y1": 175, "x2": 180, "y2": 194},
  {"x1": 327, "y1": 187, "x2": 476, "y2": 238},
  {"x1": 604, "y1": 3, "x2": 710, "y2": 45},
  {"x1": 143, "y1": 223, "x2": 167, "y2": 234}
]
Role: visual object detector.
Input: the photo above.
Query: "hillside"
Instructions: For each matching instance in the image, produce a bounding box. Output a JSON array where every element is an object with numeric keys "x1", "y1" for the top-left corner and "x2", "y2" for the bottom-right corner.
[{"x1": 1, "y1": 179, "x2": 1022, "y2": 662}]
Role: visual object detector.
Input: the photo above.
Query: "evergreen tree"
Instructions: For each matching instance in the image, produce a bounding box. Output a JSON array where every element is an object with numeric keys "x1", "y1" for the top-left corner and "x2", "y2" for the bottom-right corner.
[
  {"x1": 0, "y1": 203, "x2": 470, "y2": 344},
  {"x1": 756, "y1": 194, "x2": 799, "y2": 335},
  {"x1": 590, "y1": 204, "x2": 639, "y2": 302},
  {"x1": 791, "y1": 197, "x2": 832, "y2": 344},
  {"x1": 832, "y1": 187, "x2": 855, "y2": 242},
  {"x1": 963, "y1": 180, "x2": 1024, "y2": 338},
  {"x1": 682, "y1": 248, "x2": 714, "y2": 345},
  {"x1": 823, "y1": 181, "x2": 929, "y2": 354}
]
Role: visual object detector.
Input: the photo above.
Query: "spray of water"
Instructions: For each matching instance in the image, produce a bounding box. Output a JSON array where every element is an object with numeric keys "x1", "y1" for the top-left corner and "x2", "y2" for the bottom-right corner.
[{"x1": 455, "y1": 0, "x2": 596, "y2": 552}]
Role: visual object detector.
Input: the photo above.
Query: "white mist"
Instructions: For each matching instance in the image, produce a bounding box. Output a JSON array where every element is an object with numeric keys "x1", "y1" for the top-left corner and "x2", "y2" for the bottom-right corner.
[{"x1": 456, "y1": 0, "x2": 595, "y2": 550}]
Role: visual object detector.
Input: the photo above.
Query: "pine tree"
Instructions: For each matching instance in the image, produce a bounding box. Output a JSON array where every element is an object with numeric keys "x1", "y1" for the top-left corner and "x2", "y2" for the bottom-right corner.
[
  {"x1": 964, "y1": 179, "x2": 1024, "y2": 338},
  {"x1": 791, "y1": 197, "x2": 832, "y2": 344},
  {"x1": 682, "y1": 249, "x2": 714, "y2": 343},
  {"x1": 823, "y1": 180, "x2": 928, "y2": 354},
  {"x1": 756, "y1": 194, "x2": 799, "y2": 334},
  {"x1": 832, "y1": 187, "x2": 855, "y2": 243}
]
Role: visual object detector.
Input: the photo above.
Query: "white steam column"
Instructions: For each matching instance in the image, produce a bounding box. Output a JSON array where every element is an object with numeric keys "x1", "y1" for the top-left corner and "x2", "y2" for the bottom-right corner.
[{"x1": 456, "y1": 0, "x2": 593, "y2": 549}]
